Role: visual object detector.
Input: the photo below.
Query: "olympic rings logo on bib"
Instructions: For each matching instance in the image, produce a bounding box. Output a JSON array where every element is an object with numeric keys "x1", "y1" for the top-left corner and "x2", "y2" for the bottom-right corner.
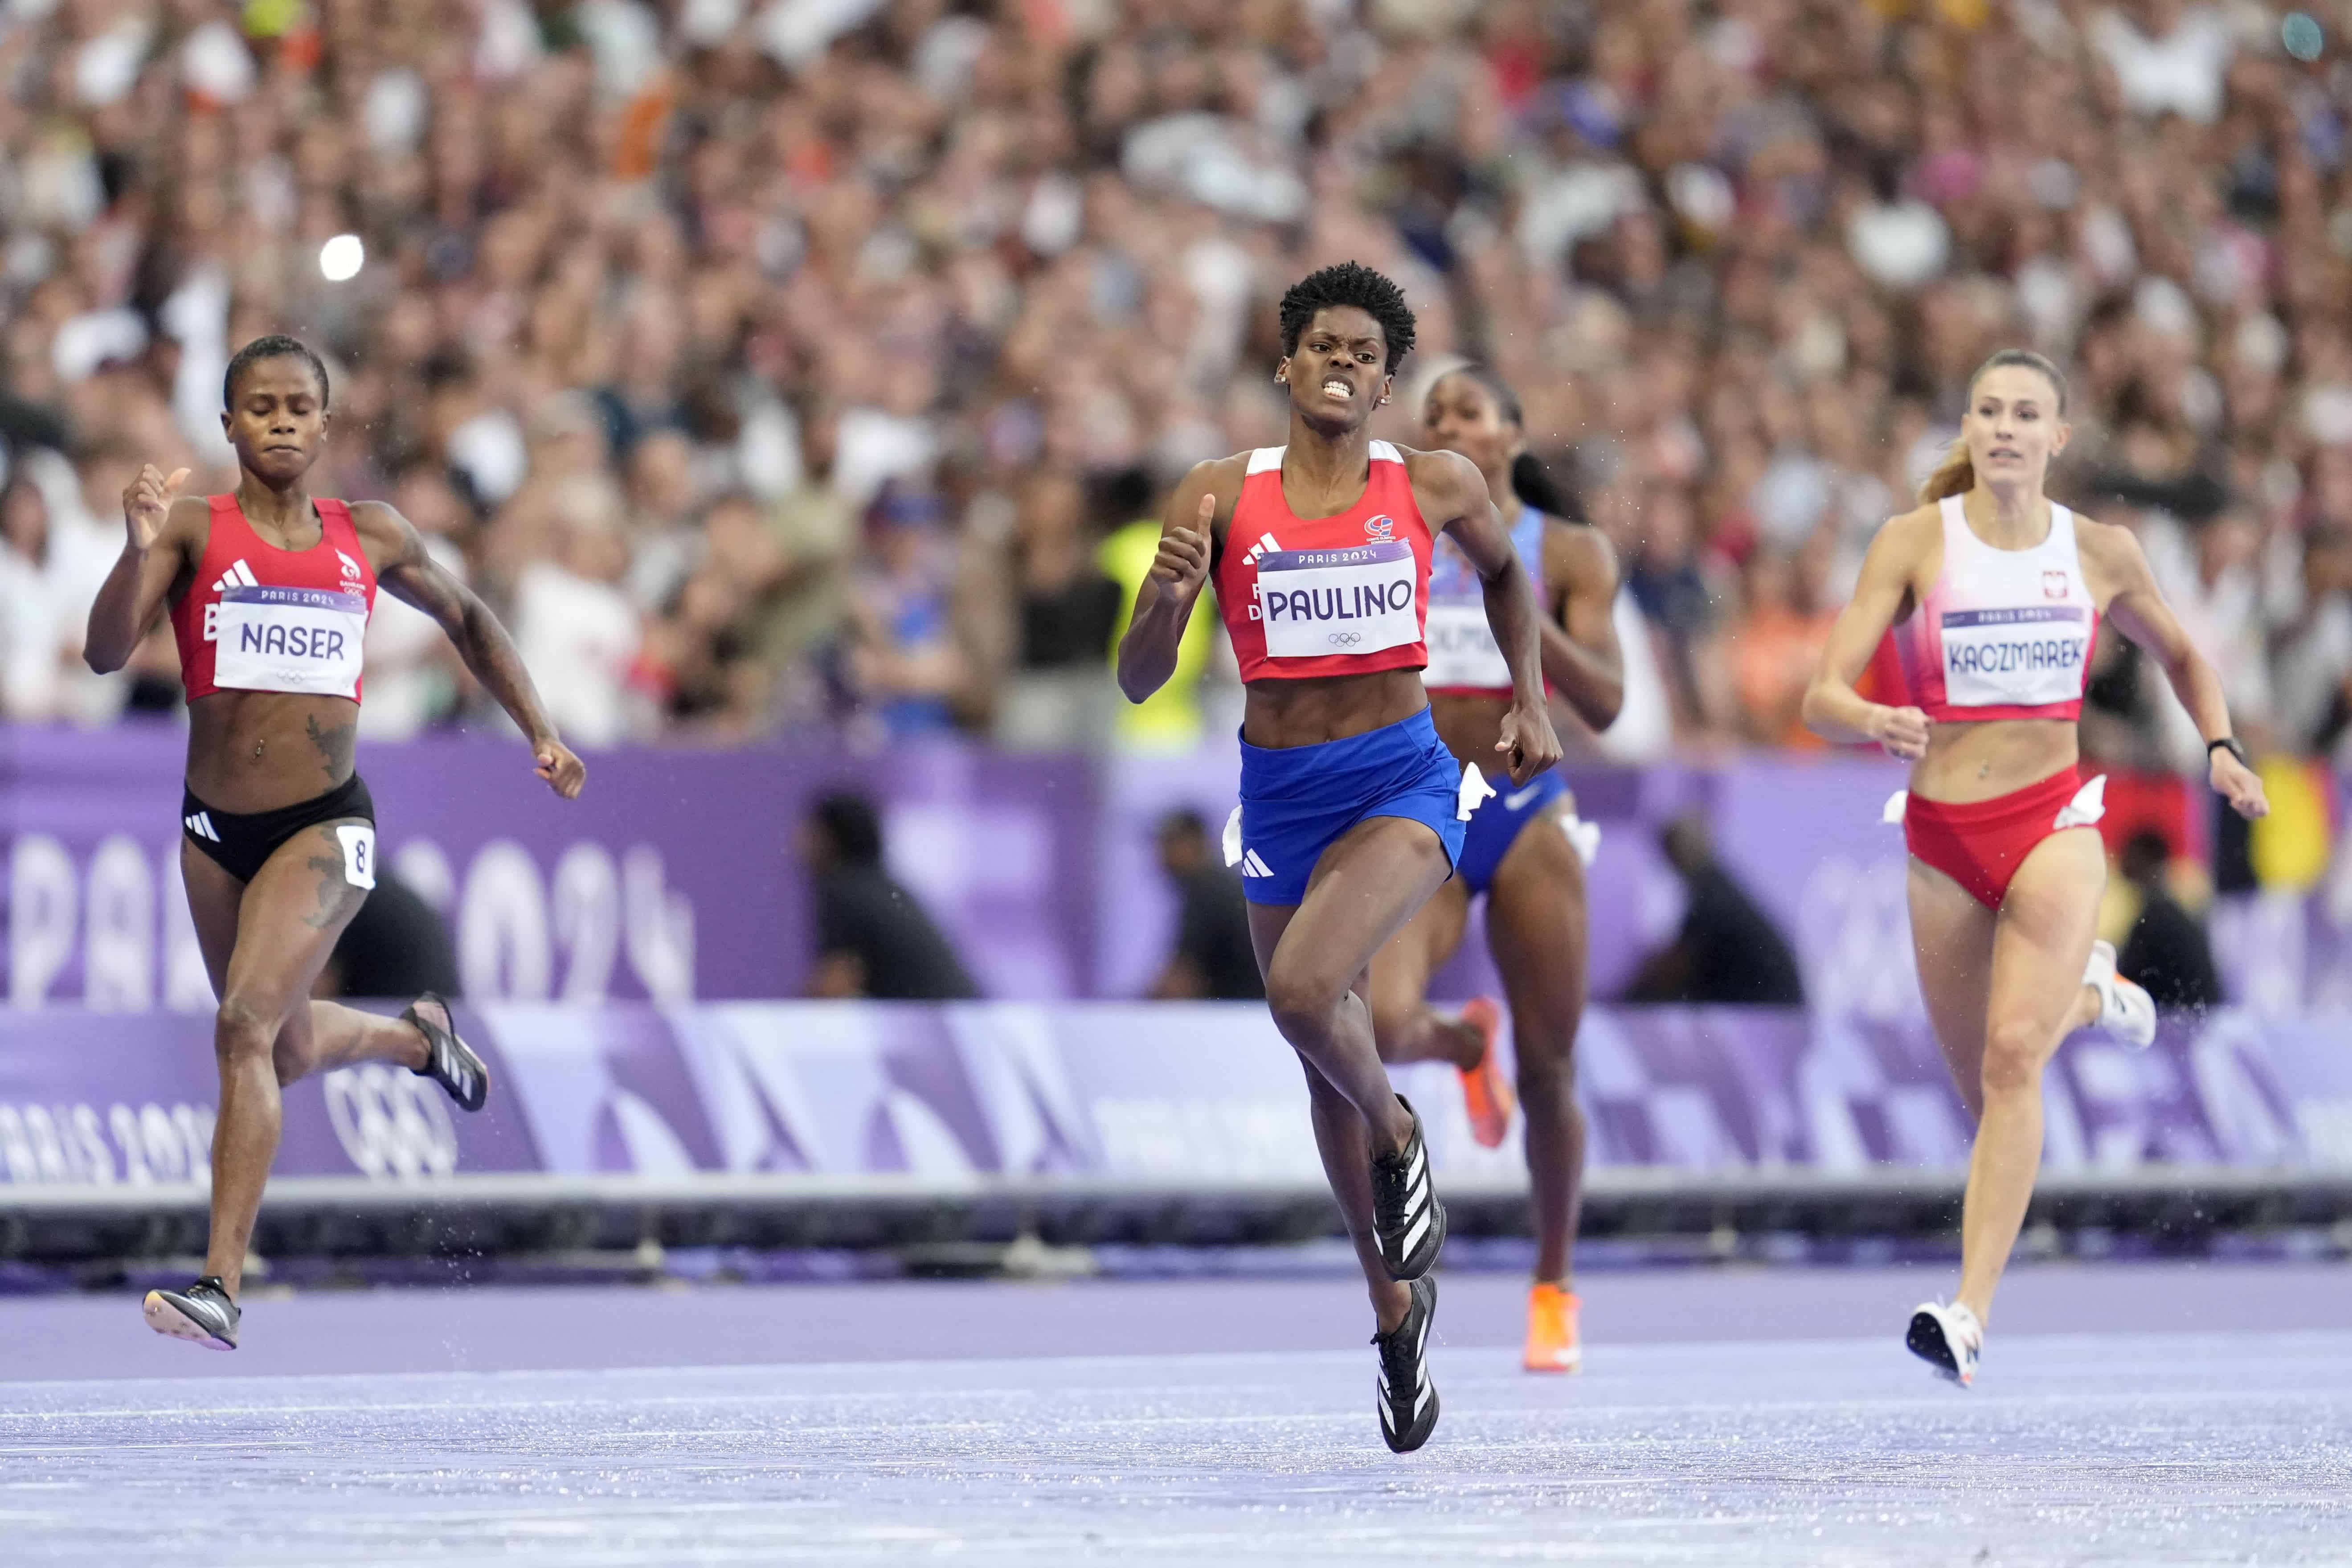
[
  {"x1": 1255, "y1": 540, "x2": 1418, "y2": 659},
  {"x1": 1939, "y1": 605, "x2": 2089, "y2": 709},
  {"x1": 212, "y1": 584, "x2": 368, "y2": 699}
]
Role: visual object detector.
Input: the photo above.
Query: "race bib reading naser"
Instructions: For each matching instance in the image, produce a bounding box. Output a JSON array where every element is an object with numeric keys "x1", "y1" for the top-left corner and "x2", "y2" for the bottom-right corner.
[{"x1": 212, "y1": 585, "x2": 368, "y2": 698}]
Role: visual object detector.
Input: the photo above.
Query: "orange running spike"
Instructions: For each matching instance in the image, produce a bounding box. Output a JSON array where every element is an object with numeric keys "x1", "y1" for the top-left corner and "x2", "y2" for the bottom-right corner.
[
  {"x1": 1524, "y1": 1281, "x2": 1581, "y2": 1373},
  {"x1": 1456, "y1": 996, "x2": 1515, "y2": 1149}
]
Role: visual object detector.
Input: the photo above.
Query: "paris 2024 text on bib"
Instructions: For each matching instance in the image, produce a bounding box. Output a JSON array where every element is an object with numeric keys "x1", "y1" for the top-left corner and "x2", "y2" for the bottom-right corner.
[
  {"x1": 211, "y1": 585, "x2": 368, "y2": 699},
  {"x1": 1255, "y1": 540, "x2": 1419, "y2": 659},
  {"x1": 1939, "y1": 605, "x2": 2090, "y2": 709}
]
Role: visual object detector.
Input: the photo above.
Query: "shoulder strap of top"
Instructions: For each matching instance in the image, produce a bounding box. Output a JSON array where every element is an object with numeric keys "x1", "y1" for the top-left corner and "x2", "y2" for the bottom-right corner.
[
  {"x1": 2048, "y1": 503, "x2": 2077, "y2": 553},
  {"x1": 1368, "y1": 440, "x2": 1401, "y2": 464},
  {"x1": 314, "y1": 496, "x2": 356, "y2": 536},
  {"x1": 1936, "y1": 493, "x2": 1970, "y2": 555},
  {"x1": 1245, "y1": 446, "x2": 1285, "y2": 475}
]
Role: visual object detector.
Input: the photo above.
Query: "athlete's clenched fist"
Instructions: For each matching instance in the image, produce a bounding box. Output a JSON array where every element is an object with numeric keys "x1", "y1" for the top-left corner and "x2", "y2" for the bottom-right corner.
[
  {"x1": 1151, "y1": 494, "x2": 1215, "y2": 595},
  {"x1": 122, "y1": 464, "x2": 191, "y2": 552}
]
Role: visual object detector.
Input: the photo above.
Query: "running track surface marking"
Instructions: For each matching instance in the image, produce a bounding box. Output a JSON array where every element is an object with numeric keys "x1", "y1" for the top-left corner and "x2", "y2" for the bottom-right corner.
[{"x1": 6, "y1": 1263, "x2": 2350, "y2": 1565}]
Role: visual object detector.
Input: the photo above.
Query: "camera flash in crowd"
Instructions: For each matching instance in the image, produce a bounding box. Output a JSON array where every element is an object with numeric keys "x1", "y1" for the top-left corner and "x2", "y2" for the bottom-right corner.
[{"x1": 319, "y1": 233, "x2": 365, "y2": 282}]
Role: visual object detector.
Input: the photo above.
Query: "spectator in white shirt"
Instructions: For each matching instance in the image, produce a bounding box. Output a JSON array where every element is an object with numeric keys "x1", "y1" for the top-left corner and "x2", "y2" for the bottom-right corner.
[{"x1": 511, "y1": 476, "x2": 646, "y2": 748}]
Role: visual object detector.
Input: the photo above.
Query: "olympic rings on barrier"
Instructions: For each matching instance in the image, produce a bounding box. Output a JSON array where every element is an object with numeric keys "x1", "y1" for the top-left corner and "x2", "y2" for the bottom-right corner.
[{"x1": 323, "y1": 1064, "x2": 459, "y2": 1180}]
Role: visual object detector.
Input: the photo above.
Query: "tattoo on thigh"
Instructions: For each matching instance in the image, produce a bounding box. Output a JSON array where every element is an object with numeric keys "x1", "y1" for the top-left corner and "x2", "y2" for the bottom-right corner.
[
  {"x1": 301, "y1": 847, "x2": 364, "y2": 930},
  {"x1": 306, "y1": 714, "x2": 356, "y2": 781}
]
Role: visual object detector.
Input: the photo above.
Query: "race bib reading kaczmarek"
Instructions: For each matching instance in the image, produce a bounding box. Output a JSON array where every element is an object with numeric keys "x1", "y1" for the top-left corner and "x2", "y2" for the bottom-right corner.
[
  {"x1": 1256, "y1": 540, "x2": 1419, "y2": 659},
  {"x1": 1939, "y1": 605, "x2": 2090, "y2": 709},
  {"x1": 212, "y1": 585, "x2": 367, "y2": 698}
]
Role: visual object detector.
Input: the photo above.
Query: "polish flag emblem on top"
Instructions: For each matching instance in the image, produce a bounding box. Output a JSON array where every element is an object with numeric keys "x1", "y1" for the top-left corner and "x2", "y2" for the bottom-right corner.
[{"x1": 2042, "y1": 569, "x2": 2068, "y2": 599}]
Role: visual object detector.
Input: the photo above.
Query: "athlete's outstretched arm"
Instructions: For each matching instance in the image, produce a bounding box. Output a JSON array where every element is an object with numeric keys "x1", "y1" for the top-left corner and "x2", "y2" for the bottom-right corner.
[
  {"x1": 1424, "y1": 450, "x2": 1562, "y2": 785},
  {"x1": 1803, "y1": 512, "x2": 1931, "y2": 757},
  {"x1": 2089, "y1": 524, "x2": 2268, "y2": 819},
  {"x1": 1540, "y1": 524, "x2": 1624, "y2": 732},
  {"x1": 1116, "y1": 463, "x2": 1221, "y2": 704},
  {"x1": 355, "y1": 502, "x2": 586, "y2": 799},
  {"x1": 85, "y1": 467, "x2": 199, "y2": 673}
]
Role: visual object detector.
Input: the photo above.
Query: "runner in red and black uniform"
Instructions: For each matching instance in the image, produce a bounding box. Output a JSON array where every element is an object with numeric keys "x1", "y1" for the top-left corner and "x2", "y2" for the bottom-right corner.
[
  {"x1": 1118, "y1": 264, "x2": 1562, "y2": 1453},
  {"x1": 83, "y1": 336, "x2": 585, "y2": 1351}
]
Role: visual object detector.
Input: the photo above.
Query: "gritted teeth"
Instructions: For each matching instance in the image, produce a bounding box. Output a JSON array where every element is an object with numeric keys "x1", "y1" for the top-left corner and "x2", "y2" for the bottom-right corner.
[{"x1": 1322, "y1": 379, "x2": 1352, "y2": 398}]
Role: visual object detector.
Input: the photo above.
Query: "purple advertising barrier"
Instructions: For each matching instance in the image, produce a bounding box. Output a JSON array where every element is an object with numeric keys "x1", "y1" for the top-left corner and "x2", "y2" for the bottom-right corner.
[
  {"x1": 0, "y1": 1003, "x2": 2326, "y2": 1194},
  {"x1": 4, "y1": 721, "x2": 2344, "y2": 1011},
  {"x1": 0, "y1": 1003, "x2": 540, "y2": 1187},
  {"x1": 1, "y1": 722, "x2": 1095, "y2": 1006}
]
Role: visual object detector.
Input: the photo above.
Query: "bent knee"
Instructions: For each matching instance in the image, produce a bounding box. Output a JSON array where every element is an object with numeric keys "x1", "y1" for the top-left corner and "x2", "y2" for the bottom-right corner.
[
  {"x1": 1516, "y1": 1046, "x2": 1575, "y2": 1097},
  {"x1": 214, "y1": 994, "x2": 286, "y2": 1057},
  {"x1": 1264, "y1": 967, "x2": 1350, "y2": 1041},
  {"x1": 1979, "y1": 1020, "x2": 2051, "y2": 1096}
]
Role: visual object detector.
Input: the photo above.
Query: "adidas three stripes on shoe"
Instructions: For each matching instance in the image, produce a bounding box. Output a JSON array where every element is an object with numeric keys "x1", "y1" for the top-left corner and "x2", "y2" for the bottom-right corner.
[{"x1": 1370, "y1": 1097, "x2": 1446, "y2": 1281}]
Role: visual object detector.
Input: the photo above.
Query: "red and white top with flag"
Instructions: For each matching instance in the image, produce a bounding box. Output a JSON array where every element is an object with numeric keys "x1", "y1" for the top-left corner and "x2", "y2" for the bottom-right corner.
[
  {"x1": 172, "y1": 494, "x2": 378, "y2": 703},
  {"x1": 1211, "y1": 442, "x2": 1436, "y2": 683},
  {"x1": 1894, "y1": 494, "x2": 2097, "y2": 723}
]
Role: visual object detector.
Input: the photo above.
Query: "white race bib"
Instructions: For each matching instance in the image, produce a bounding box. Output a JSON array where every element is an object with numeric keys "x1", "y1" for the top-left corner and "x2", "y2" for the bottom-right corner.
[
  {"x1": 1422, "y1": 602, "x2": 1510, "y2": 688},
  {"x1": 213, "y1": 585, "x2": 367, "y2": 698},
  {"x1": 1940, "y1": 606, "x2": 2089, "y2": 709},
  {"x1": 1256, "y1": 540, "x2": 1419, "y2": 659}
]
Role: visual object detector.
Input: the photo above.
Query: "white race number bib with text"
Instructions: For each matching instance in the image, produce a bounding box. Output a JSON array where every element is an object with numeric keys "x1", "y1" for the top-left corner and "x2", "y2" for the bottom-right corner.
[
  {"x1": 1256, "y1": 541, "x2": 1419, "y2": 659},
  {"x1": 1939, "y1": 606, "x2": 2089, "y2": 709},
  {"x1": 213, "y1": 585, "x2": 368, "y2": 699}
]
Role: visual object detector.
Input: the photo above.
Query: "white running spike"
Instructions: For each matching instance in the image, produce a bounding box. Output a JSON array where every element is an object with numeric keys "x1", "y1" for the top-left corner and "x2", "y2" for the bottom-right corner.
[
  {"x1": 1907, "y1": 1300, "x2": 1982, "y2": 1387},
  {"x1": 2083, "y1": 939, "x2": 2156, "y2": 1050}
]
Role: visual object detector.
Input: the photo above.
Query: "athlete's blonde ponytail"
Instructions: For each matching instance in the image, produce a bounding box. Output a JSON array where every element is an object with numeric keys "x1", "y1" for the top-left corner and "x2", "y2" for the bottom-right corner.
[
  {"x1": 1915, "y1": 348, "x2": 2069, "y2": 505},
  {"x1": 1918, "y1": 437, "x2": 1974, "y2": 504}
]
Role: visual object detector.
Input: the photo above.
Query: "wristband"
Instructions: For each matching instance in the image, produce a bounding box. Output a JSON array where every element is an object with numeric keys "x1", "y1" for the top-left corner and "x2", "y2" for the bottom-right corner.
[{"x1": 2208, "y1": 737, "x2": 2250, "y2": 769}]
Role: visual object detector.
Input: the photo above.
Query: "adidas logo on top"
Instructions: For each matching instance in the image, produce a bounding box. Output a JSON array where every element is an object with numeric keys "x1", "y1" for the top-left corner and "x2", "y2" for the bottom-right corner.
[
  {"x1": 1239, "y1": 848, "x2": 1275, "y2": 878},
  {"x1": 1242, "y1": 534, "x2": 1281, "y2": 621},
  {"x1": 202, "y1": 560, "x2": 257, "y2": 640}
]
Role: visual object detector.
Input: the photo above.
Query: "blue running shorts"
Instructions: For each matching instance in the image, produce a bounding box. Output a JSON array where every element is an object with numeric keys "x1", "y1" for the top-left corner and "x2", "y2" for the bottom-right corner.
[
  {"x1": 1454, "y1": 768, "x2": 1569, "y2": 897},
  {"x1": 1231, "y1": 707, "x2": 1469, "y2": 907}
]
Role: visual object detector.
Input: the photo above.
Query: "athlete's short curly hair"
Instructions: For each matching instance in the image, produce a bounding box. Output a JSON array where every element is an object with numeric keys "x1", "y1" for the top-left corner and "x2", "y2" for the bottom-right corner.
[
  {"x1": 1277, "y1": 262, "x2": 1417, "y2": 374},
  {"x1": 224, "y1": 334, "x2": 331, "y2": 410}
]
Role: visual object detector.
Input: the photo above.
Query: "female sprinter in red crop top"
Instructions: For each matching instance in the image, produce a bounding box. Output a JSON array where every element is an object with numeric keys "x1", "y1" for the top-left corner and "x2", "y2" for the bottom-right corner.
[
  {"x1": 83, "y1": 335, "x2": 585, "y2": 1353},
  {"x1": 1804, "y1": 348, "x2": 2266, "y2": 1386},
  {"x1": 1118, "y1": 263, "x2": 1562, "y2": 1453}
]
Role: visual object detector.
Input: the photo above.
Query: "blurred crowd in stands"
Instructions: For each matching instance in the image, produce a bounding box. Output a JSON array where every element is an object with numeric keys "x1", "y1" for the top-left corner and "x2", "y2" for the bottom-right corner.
[{"x1": 5, "y1": 0, "x2": 2352, "y2": 782}]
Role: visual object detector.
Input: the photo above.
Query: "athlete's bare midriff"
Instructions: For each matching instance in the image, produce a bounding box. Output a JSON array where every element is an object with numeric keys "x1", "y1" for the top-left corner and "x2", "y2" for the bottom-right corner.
[
  {"x1": 1241, "y1": 667, "x2": 1428, "y2": 749},
  {"x1": 185, "y1": 690, "x2": 360, "y2": 811},
  {"x1": 1910, "y1": 716, "x2": 2079, "y2": 805},
  {"x1": 1426, "y1": 691, "x2": 1509, "y2": 770}
]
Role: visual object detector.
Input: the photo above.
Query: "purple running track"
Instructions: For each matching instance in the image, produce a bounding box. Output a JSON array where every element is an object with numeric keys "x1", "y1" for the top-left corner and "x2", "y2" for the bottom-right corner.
[{"x1": 6, "y1": 1262, "x2": 2352, "y2": 1564}]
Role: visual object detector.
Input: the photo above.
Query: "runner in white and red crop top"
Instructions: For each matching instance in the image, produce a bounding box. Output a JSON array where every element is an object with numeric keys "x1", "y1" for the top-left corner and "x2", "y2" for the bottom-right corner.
[
  {"x1": 1117, "y1": 262, "x2": 1563, "y2": 1455},
  {"x1": 1803, "y1": 348, "x2": 2268, "y2": 1384},
  {"x1": 83, "y1": 334, "x2": 585, "y2": 1352}
]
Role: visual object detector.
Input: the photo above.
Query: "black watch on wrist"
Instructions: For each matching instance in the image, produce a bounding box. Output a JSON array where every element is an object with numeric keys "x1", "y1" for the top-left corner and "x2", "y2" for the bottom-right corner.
[{"x1": 2208, "y1": 736, "x2": 2250, "y2": 769}]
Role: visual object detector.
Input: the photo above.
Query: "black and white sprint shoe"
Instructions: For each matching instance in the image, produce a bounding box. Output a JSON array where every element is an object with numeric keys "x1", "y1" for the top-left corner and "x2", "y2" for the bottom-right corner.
[
  {"x1": 1370, "y1": 1097, "x2": 1446, "y2": 1281},
  {"x1": 143, "y1": 1276, "x2": 239, "y2": 1350},
  {"x1": 405, "y1": 992, "x2": 490, "y2": 1113},
  {"x1": 1373, "y1": 1274, "x2": 1440, "y2": 1453}
]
